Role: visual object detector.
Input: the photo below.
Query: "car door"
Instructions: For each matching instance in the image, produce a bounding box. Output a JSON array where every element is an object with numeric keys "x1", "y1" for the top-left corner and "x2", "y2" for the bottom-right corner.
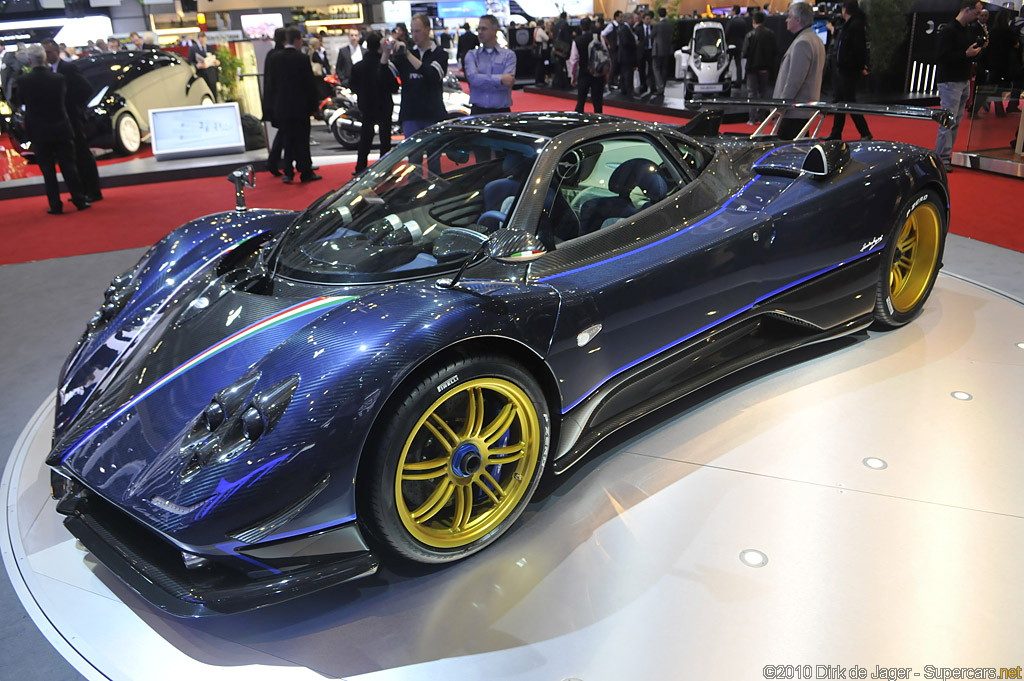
[{"x1": 525, "y1": 132, "x2": 773, "y2": 422}]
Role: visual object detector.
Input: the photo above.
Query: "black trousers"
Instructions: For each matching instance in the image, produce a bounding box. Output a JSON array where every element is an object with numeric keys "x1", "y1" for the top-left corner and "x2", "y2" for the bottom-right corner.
[
  {"x1": 68, "y1": 121, "x2": 100, "y2": 199},
  {"x1": 608, "y1": 48, "x2": 620, "y2": 89},
  {"x1": 575, "y1": 73, "x2": 605, "y2": 113},
  {"x1": 830, "y1": 70, "x2": 871, "y2": 138},
  {"x1": 267, "y1": 124, "x2": 287, "y2": 173},
  {"x1": 356, "y1": 115, "x2": 392, "y2": 172},
  {"x1": 637, "y1": 49, "x2": 653, "y2": 92},
  {"x1": 34, "y1": 138, "x2": 86, "y2": 211},
  {"x1": 279, "y1": 116, "x2": 312, "y2": 177},
  {"x1": 619, "y1": 61, "x2": 636, "y2": 96},
  {"x1": 654, "y1": 55, "x2": 673, "y2": 93}
]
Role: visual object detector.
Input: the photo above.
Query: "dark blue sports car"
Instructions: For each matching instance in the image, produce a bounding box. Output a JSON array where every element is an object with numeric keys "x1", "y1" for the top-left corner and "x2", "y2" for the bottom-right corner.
[{"x1": 48, "y1": 110, "x2": 950, "y2": 616}]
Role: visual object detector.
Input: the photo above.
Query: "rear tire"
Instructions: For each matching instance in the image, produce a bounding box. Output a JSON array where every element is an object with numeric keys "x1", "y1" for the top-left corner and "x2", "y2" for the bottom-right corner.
[
  {"x1": 331, "y1": 118, "x2": 360, "y2": 149},
  {"x1": 363, "y1": 355, "x2": 550, "y2": 564},
  {"x1": 872, "y1": 189, "x2": 946, "y2": 328}
]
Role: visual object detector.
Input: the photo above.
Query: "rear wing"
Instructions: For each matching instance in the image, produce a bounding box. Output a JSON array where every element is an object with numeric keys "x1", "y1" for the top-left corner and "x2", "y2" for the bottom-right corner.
[{"x1": 687, "y1": 99, "x2": 954, "y2": 140}]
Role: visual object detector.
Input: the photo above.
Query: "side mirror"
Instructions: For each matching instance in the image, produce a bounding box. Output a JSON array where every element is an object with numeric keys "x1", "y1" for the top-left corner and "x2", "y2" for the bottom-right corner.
[
  {"x1": 438, "y1": 228, "x2": 546, "y2": 289},
  {"x1": 681, "y1": 46, "x2": 692, "y2": 54},
  {"x1": 487, "y1": 228, "x2": 547, "y2": 263},
  {"x1": 228, "y1": 165, "x2": 255, "y2": 212}
]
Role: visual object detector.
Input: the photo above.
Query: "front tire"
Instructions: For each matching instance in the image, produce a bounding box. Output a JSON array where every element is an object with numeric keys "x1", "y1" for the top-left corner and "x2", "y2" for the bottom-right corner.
[
  {"x1": 112, "y1": 111, "x2": 141, "y2": 155},
  {"x1": 364, "y1": 356, "x2": 550, "y2": 564},
  {"x1": 873, "y1": 189, "x2": 946, "y2": 328}
]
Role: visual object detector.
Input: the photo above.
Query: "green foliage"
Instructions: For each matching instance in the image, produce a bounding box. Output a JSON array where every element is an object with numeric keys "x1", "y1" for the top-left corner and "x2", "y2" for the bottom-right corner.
[
  {"x1": 864, "y1": 0, "x2": 913, "y2": 76},
  {"x1": 215, "y1": 47, "x2": 242, "y2": 101}
]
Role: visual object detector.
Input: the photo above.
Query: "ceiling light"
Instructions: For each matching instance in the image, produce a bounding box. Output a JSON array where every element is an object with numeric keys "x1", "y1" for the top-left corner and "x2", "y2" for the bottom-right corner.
[
  {"x1": 951, "y1": 391, "x2": 972, "y2": 401},
  {"x1": 863, "y1": 457, "x2": 887, "y2": 470},
  {"x1": 739, "y1": 549, "x2": 768, "y2": 568}
]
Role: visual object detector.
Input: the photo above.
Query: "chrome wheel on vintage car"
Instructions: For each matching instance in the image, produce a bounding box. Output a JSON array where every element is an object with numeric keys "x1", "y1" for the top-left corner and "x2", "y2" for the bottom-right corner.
[
  {"x1": 874, "y1": 189, "x2": 946, "y2": 327},
  {"x1": 365, "y1": 357, "x2": 549, "y2": 563},
  {"x1": 113, "y1": 111, "x2": 141, "y2": 155}
]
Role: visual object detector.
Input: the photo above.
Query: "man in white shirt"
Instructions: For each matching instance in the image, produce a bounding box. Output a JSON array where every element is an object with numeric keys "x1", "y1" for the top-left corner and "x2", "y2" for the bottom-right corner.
[
  {"x1": 335, "y1": 27, "x2": 364, "y2": 86},
  {"x1": 601, "y1": 10, "x2": 622, "y2": 90}
]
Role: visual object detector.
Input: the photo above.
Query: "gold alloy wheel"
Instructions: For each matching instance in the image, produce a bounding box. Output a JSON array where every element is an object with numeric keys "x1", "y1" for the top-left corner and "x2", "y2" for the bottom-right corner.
[
  {"x1": 889, "y1": 201, "x2": 941, "y2": 314},
  {"x1": 394, "y1": 377, "x2": 541, "y2": 549}
]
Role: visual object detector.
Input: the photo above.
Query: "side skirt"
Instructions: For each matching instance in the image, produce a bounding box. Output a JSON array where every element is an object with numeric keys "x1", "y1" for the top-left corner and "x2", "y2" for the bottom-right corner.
[{"x1": 552, "y1": 255, "x2": 880, "y2": 474}]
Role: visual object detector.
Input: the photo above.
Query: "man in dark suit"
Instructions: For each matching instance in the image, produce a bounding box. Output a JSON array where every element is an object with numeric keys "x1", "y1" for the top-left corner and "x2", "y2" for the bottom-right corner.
[
  {"x1": 15, "y1": 45, "x2": 89, "y2": 214},
  {"x1": 335, "y1": 27, "x2": 363, "y2": 87},
  {"x1": 725, "y1": 5, "x2": 752, "y2": 83},
  {"x1": 350, "y1": 32, "x2": 398, "y2": 174},
  {"x1": 262, "y1": 27, "x2": 289, "y2": 177},
  {"x1": 827, "y1": 0, "x2": 873, "y2": 140},
  {"x1": 617, "y1": 12, "x2": 638, "y2": 97},
  {"x1": 457, "y1": 22, "x2": 480, "y2": 73},
  {"x1": 42, "y1": 39, "x2": 102, "y2": 202},
  {"x1": 651, "y1": 7, "x2": 673, "y2": 96},
  {"x1": 268, "y1": 26, "x2": 320, "y2": 183},
  {"x1": 635, "y1": 10, "x2": 655, "y2": 95},
  {"x1": 188, "y1": 33, "x2": 220, "y2": 102}
]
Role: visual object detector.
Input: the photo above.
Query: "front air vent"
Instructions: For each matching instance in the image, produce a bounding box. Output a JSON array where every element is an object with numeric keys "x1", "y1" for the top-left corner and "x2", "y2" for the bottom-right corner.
[{"x1": 228, "y1": 474, "x2": 330, "y2": 544}]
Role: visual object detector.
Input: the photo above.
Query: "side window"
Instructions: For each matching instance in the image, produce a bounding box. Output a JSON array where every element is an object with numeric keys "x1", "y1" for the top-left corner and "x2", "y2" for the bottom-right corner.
[
  {"x1": 667, "y1": 136, "x2": 710, "y2": 179},
  {"x1": 538, "y1": 136, "x2": 684, "y2": 247}
]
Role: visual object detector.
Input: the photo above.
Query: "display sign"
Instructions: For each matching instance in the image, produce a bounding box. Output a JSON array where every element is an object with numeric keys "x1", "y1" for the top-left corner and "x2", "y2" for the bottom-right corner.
[
  {"x1": 514, "y1": 0, "x2": 592, "y2": 17},
  {"x1": 240, "y1": 13, "x2": 283, "y2": 40},
  {"x1": 437, "y1": 0, "x2": 488, "y2": 19},
  {"x1": 327, "y1": 3, "x2": 362, "y2": 19},
  {"x1": 149, "y1": 102, "x2": 245, "y2": 161},
  {"x1": 383, "y1": 0, "x2": 412, "y2": 26}
]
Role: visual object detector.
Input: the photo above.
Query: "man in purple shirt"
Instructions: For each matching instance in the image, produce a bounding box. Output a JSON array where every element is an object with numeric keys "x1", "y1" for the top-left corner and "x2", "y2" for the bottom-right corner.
[{"x1": 464, "y1": 14, "x2": 516, "y2": 114}]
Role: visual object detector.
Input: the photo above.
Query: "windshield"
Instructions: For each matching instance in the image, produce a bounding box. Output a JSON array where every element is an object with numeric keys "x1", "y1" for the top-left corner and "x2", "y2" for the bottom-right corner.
[
  {"x1": 272, "y1": 128, "x2": 544, "y2": 284},
  {"x1": 694, "y1": 27, "x2": 725, "y2": 61}
]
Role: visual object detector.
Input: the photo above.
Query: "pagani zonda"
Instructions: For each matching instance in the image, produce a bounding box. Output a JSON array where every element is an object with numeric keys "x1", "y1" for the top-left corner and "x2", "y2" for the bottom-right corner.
[{"x1": 49, "y1": 109, "x2": 951, "y2": 616}]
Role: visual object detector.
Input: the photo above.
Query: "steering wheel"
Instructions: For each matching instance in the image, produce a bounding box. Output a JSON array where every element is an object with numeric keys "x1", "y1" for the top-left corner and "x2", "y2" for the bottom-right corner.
[{"x1": 555, "y1": 148, "x2": 585, "y2": 184}]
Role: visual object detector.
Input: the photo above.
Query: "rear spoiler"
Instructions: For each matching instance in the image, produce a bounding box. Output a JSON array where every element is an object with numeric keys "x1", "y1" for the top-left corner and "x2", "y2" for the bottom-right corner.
[{"x1": 685, "y1": 99, "x2": 954, "y2": 140}]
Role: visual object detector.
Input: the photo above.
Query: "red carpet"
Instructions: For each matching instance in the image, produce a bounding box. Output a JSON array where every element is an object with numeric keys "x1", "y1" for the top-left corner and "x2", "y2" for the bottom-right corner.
[
  {"x1": 0, "y1": 164, "x2": 356, "y2": 265},
  {"x1": 1, "y1": 89, "x2": 1021, "y2": 265},
  {"x1": 1, "y1": 132, "x2": 154, "y2": 182}
]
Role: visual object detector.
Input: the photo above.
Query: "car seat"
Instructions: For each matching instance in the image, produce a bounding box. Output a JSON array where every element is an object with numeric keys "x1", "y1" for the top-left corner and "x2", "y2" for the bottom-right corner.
[
  {"x1": 578, "y1": 158, "x2": 669, "y2": 236},
  {"x1": 477, "y1": 152, "x2": 533, "y2": 231}
]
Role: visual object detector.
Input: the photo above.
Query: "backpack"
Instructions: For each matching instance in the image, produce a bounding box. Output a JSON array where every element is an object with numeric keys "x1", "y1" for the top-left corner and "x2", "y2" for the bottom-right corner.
[{"x1": 588, "y1": 35, "x2": 610, "y2": 78}]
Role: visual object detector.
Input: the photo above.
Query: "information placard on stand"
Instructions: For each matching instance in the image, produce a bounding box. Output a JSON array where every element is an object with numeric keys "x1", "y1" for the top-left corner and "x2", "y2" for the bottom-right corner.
[{"x1": 149, "y1": 102, "x2": 246, "y2": 161}]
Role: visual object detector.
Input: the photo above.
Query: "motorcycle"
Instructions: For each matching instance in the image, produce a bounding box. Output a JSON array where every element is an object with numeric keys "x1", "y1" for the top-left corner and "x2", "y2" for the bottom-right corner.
[{"x1": 326, "y1": 72, "x2": 471, "y2": 150}]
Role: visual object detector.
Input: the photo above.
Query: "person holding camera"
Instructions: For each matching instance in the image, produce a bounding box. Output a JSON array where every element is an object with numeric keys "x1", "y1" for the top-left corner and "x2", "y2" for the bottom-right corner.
[
  {"x1": 385, "y1": 13, "x2": 448, "y2": 137},
  {"x1": 934, "y1": 0, "x2": 987, "y2": 172}
]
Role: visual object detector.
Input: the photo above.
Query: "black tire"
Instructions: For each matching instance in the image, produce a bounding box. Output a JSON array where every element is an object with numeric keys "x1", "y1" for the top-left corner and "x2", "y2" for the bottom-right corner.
[
  {"x1": 112, "y1": 111, "x2": 141, "y2": 155},
  {"x1": 873, "y1": 188, "x2": 947, "y2": 329},
  {"x1": 363, "y1": 355, "x2": 550, "y2": 564},
  {"x1": 331, "y1": 119, "x2": 360, "y2": 149}
]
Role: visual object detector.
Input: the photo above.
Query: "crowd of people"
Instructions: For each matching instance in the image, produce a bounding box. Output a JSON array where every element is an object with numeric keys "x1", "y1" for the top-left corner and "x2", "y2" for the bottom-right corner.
[{"x1": 4, "y1": 0, "x2": 1024, "y2": 211}]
